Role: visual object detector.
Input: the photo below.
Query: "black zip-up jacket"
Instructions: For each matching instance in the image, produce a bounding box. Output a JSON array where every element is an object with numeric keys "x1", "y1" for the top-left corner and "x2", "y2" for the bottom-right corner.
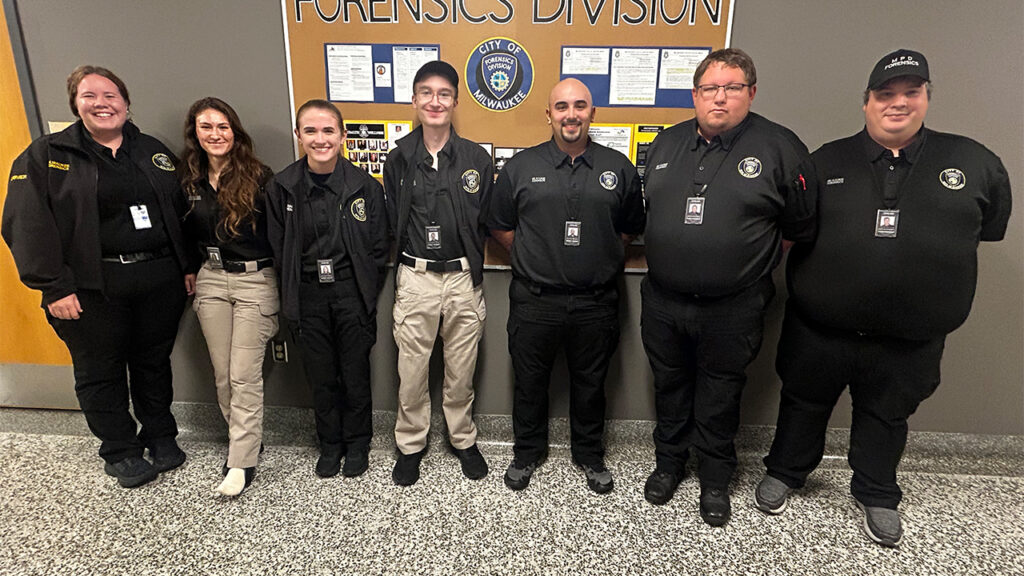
[
  {"x1": 2, "y1": 121, "x2": 189, "y2": 307},
  {"x1": 266, "y1": 157, "x2": 388, "y2": 321},
  {"x1": 384, "y1": 126, "x2": 494, "y2": 286}
]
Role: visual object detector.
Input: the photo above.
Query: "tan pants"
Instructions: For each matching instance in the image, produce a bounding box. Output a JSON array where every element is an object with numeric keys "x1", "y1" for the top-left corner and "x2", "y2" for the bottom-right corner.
[
  {"x1": 393, "y1": 264, "x2": 486, "y2": 453},
  {"x1": 193, "y1": 264, "x2": 280, "y2": 468}
]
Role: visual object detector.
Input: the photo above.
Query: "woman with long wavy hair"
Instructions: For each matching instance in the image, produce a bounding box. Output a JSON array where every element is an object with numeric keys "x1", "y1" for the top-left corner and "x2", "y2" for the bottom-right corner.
[{"x1": 181, "y1": 97, "x2": 278, "y2": 497}]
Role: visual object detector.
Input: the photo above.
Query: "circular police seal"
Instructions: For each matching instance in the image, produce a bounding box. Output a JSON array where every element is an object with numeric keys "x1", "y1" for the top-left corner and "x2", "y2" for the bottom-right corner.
[
  {"x1": 939, "y1": 168, "x2": 966, "y2": 190},
  {"x1": 599, "y1": 171, "x2": 618, "y2": 190},
  {"x1": 461, "y1": 169, "x2": 481, "y2": 194},
  {"x1": 350, "y1": 198, "x2": 367, "y2": 222},
  {"x1": 466, "y1": 37, "x2": 534, "y2": 112},
  {"x1": 738, "y1": 157, "x2": 762, "y2": 178},
  {"x1": 152, "y1": 153, "x2": 175, "y2": 172}
]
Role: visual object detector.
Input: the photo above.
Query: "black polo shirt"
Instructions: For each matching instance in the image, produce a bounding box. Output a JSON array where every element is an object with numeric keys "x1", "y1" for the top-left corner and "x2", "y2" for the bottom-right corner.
[
  {"x1": 404, "y1": 138, "x2": 465, "y2": 261},
  {"x1": 868, "y1": 127, "x2": 925, "y2": 207},
  {"x1": 643, "y1": 112, "x2": 813, "y2": 297},
  {"x1": 489, "y1": 138, "x2": 645, "y2": 288},
  {"x1": 787, "y1": 127, "x2": 1012, "y2": 340},
  {"x1": 85, "y1": 127, "x2": 170, "y2": 255},
  {"x1": 299, "y1": 167, "x2": 352, "y2": 275},
  {"x1": 184, "y1": 177, "x2": 273, "y2": 263}
]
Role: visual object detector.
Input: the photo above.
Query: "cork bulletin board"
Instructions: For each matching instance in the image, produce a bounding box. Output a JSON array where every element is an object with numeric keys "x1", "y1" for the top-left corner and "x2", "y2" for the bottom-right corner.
[{"x1": 280, "y1": 0, "x2": 736, "y2": 267}]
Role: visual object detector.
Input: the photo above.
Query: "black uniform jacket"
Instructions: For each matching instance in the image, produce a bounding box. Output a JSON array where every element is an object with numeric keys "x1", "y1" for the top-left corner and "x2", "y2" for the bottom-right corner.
[
  {"x1": 2, "y1": 121, "x2": 189, "y2": 307},
  {"x1": 266, "y1": 157, "x2": 388, "y2": 320},
  {"x1": 383, "y1": 125, "x2": 494, "y2": 286}
]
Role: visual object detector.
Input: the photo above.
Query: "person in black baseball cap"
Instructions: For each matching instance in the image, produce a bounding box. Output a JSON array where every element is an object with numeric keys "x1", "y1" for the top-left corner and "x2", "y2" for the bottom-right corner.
[{"x1": 754, "y1": 47, "x2": 1011, "y2": 549}]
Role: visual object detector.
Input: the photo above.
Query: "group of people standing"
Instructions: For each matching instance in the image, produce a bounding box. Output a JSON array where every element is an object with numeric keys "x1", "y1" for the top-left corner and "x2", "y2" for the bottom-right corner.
[{"x1": 2, "y1": 46, "x2": 1010, "y2": 548}]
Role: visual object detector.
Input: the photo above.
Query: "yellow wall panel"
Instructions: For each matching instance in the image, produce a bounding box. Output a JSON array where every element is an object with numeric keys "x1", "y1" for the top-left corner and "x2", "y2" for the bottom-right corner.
[{"x1": 0, "y1": 5, "x2": 72, "y2": 365}]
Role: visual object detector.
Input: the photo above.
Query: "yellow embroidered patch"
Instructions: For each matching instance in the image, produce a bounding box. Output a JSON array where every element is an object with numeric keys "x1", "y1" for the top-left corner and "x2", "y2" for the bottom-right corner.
[
  {"x1": 47, "y1": 160, "x2": 70, "y2": 171},
  {"x1": 10, "y1": 174, "x2": 27, "y2": 181}
]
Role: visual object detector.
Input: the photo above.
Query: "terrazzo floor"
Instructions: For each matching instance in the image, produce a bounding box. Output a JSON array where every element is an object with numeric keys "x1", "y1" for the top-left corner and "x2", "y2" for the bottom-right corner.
[{"x1": 1, "y1": 405, "x2": 1022, "y2": 575}]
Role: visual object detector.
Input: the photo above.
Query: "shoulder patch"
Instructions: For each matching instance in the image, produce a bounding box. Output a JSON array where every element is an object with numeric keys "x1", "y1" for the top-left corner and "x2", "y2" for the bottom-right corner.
[
  {"x1": 939, "y1": 168, "x2": 966, "y2": 190},
  {"x1": 461, "y1": 169, "x2": 481, "y2": 194},
  {"x1": 47, "y1": 160, "x2": 69, "y2": 171},
  {"x1": 350, "y1": 197, "x2": 367, "y2": 222},
  {"x1": 152, "y1": 153, "x2": 175, "y2": 172}
]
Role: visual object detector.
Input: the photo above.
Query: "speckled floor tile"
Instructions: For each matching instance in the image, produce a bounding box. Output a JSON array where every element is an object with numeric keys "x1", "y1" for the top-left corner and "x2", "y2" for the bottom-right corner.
[{"x1": 0, "y1": 409, "x2": 1022, "y2": 575}]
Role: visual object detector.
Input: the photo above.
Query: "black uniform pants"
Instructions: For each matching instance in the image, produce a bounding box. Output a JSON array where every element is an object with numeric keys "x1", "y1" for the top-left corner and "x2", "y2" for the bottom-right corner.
[
  {"x1": 641, "y1": 275, "x2": 774, "y2": 489},
  {"x1": 47, "y1": 257, "x2": 186, "y2": 464},
  {"x1": 764, "y1": 308, "x2": 945, "y2": 509},
  {"x1": 508, "y1": 278, "x2": 620, "y2": 466},
  {"x1": 296, "y1": 276, "x2": 376, "y2": 454}
]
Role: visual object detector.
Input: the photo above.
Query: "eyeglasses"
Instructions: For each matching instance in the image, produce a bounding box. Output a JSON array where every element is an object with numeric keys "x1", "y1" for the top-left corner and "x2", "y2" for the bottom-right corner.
[
  {"x1": 695, "y1": 83, "x2": 751, "y2": 99},
  {"x1": 415, "y1": 88, "x2": 454, "y2": 105}
]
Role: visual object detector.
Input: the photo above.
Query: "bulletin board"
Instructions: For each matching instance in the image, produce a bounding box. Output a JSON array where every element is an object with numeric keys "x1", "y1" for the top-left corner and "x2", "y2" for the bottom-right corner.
[
  {"x1": 281, "y1": 0, "x2": 736, "y2": 267},
  {"x1": 282, "y1": 0, "x2": 735, "y2": 152}
]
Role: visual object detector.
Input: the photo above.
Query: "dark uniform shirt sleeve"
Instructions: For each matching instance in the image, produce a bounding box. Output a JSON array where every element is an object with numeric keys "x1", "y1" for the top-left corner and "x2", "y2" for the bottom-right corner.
[
  {"x1": 1, "y1": 144, "x2": 76, "y2": 305},
  {"x1": 488, "y1": 167, "x2": 517, "y2": 231},
  {"x1": 617, "y1": 164, "x2": 645, "y2": 236},
  {"x1": 777, "y1": 135, "x2": 815, "y2": 243},
  {"x1": 980, "y1": 154, "x2": 1012, "y2": 242}
]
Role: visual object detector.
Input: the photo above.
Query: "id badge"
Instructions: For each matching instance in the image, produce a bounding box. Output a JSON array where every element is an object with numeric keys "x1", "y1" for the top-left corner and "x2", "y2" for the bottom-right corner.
[
  {"x1": 425, "y1": 225, "x2": 442, "y2": 250},
  {"x1": 130, "y1": 204, "x2": 152, "y2": 230},
  {"x1": 564, "y1": 221, "x2": 581, "y2": 246},
  {"x1": 206, "y1": 246, "x2": 223, "y2": 269},
  {"x1": 317, "y1": 258, "x2": 335, "y2": 283},
  {"x1": 684, "y1": 197, "x2": 705, "y2": 225},
  {"x1": 875, "y1": 209, "x2": 899, "y2": 238}
]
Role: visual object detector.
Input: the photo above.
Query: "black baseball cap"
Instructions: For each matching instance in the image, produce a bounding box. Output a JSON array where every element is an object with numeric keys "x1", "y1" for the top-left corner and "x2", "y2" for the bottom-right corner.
[
  {"x1": 413, "y1": 60, "x2": 459, "y2": 97},
  {"x1": 867, "y1": 49, "x2": 929, "y2": 90}
]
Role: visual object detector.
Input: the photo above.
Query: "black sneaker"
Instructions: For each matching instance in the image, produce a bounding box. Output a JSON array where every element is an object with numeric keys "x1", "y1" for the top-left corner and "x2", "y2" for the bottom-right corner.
[
  {"x1": 315, "y1": 449, "x2": 343, "y2": 478},
  {"x1": 451, "y1": 444, "x2": 488, "y2": 480},
  {"x1": 342, "y1": 447, "x2": 369, "y2": 478},
  {"x1": 104, "y1": 456, "x2": 158, "y2": 488},
  {"x1": 753, "y1": 474, "x2": 792, "y2": 515},
  {"x1": 857, "y1": 500, "x2": 903, "y2": 547},
  {"x1": 576, "y1": 461, "x2": 614, "y2": 494},
  {"x1": 148, "y1": 440, "x2": 186, "y2": 473},
  {"x1": 503, "y1": 458, "x2": 538, "y2": 491},
  {"x1": 392, "y1": 448, "x2": 426, "y2": 486},
  {"x1": 699, "y1": 487, "x2": 731, "y2": 527},
  {"x1": 644, "y1": 469, "x2": 682, "y2": 505}
]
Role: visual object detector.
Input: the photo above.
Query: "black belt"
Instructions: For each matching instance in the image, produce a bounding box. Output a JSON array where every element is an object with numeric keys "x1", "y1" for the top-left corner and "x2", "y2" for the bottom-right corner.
[
  {"x1": 523, "y1": 279, "x2": 615, "y2": 296},
  {"x1": 101, "y1": 246, "x2": 172, "y2": 264},
  {"x1": 399, "y1": 254, "x2": 465, "y2": 273},
  {"x1": 221, "y1": 258, "x2": 273, "y2": 273}
]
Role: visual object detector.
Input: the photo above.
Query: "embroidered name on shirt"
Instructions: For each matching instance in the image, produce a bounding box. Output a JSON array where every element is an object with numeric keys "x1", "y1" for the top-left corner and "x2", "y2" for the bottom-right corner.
[
  {"x1": 48, "y1": 160, "x2": 70, "y2": 171},
  {"x1": 826, "y1": 178, "x2": 844, "y2": 185},
  {"x1": 655, "y1": 163, "x2": 668, "y2": 170},
  {"x1": 532, "y1": 176, "x2": 545, "y2": 183},
  {"x1": 10, "y1": 174, "x2": 27, "y2": 181}
]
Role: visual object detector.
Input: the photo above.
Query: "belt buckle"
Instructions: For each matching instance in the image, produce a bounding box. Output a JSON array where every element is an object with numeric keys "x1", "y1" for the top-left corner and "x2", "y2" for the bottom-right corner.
[{"x1": 244, "y1": 261, "x2": 258, "y2": 273}]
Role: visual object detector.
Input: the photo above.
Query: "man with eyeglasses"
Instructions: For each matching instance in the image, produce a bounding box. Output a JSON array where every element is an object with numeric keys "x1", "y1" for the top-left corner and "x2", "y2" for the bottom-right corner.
[
  {"x1": 488, "y1": 78, "x2": 645, "y2": 494},
  {"x1": 384, "y1": 60, "x2": 494, "y2": 486},
  {"x1": 755, "y1": 49, "x2": 1011, "y2": 547},
  {"x1": 640, "y1": 48, "x2": 815, "y2": 526}
]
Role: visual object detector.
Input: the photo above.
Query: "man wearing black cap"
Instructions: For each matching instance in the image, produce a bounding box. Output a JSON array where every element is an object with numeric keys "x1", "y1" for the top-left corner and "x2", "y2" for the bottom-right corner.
[
  {"x1": 640, "y1": 48, "x2": 814, "y2": 527},
  {"x1": 384, "y1": 60, "x2": 494, "y2": 486},
  {"x1": 754, "y1": 49, "x2": 1012, "y2": 547}
]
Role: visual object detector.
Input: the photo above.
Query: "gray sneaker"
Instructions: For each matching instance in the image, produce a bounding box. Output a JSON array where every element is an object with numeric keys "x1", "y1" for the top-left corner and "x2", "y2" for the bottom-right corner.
[
  {"x1": 504, "y1": 459, "x2": 537, "y2": 491},
  {"x1": 753, "y1": 475, "x2": 792, "y2": 515},
  {"x1": 857, "y1": 500, "x2": 903, "y2": 547},
  {"x1": 578, "y1": 462, "x2": 614, "y2": 494}
]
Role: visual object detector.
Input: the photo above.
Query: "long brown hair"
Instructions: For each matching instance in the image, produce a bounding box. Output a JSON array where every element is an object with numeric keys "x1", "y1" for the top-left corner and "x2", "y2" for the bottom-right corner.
[{"x1": 180, "y1": 97, "x2": 269, "y2": 239}]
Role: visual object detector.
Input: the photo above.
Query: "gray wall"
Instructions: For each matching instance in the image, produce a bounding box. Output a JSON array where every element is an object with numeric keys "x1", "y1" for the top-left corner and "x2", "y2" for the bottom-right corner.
[{"x1": 9, "y1": 0, "x2": 1023, "y2": 434}]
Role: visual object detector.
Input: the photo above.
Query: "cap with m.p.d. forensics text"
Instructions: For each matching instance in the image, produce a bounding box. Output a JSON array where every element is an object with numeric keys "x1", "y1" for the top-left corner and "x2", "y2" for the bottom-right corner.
[{"x1": 867, "y1": 49, "x2": 929, "y2": 90}]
